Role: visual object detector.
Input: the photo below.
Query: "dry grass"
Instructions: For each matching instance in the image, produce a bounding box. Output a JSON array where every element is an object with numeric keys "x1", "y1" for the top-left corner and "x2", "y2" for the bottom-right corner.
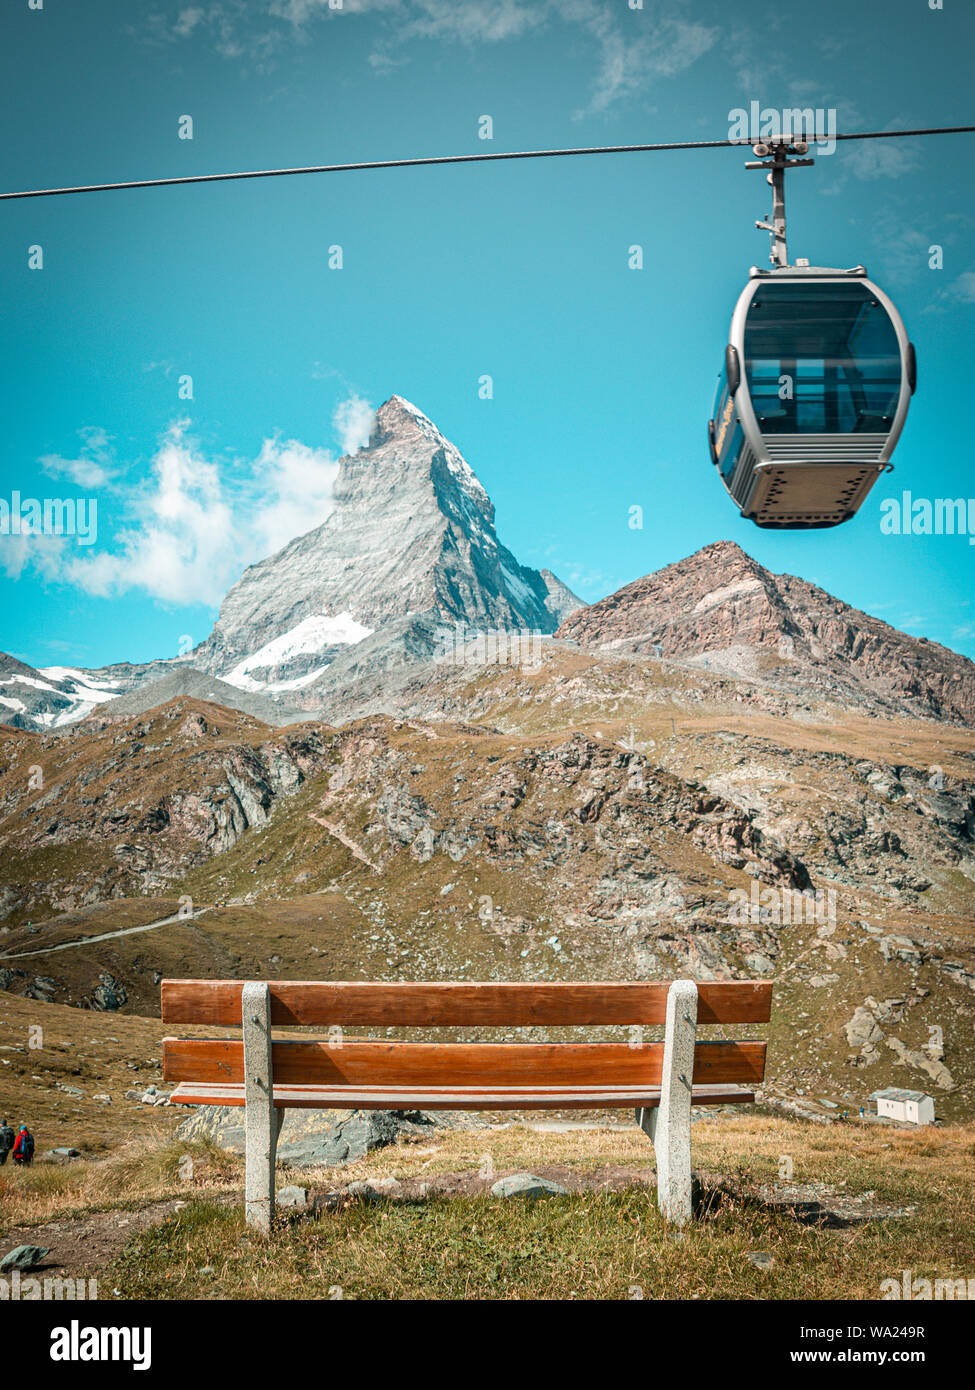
[
  {"x1": 106, "y1": 1114, "x2": 975, "y2": 1301},
  {"x1": 0, "y1": 1136, "x2": 242, "y2": 1229},
  {"x1": 0, "y1": 991, "x2": 228, "y2": 1151},
  {"x1": 3, "y1": 1112, "x2": 973, "y2": 1301}
]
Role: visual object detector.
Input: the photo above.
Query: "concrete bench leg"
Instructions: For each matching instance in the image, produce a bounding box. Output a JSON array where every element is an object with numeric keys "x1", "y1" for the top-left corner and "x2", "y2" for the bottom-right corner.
[
  {"x1": 636, "y1": 978, "x2": 698, "y2": 1227},
  {"x1": 242, "y1": 981, "x2": 282, "y2": 1232}
]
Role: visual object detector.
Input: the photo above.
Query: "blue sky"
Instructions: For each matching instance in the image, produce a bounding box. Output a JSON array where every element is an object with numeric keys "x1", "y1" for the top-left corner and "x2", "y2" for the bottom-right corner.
[{"x1": 1, "y1": 0, "x2": 974, "y2": 670}]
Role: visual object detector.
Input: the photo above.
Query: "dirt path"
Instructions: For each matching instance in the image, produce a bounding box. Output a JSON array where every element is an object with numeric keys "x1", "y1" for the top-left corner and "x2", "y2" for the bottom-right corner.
[
  {"x1": 0, "y1": 907, "x2": 213, "y2": 961},
  {"x1": 307, "y1": 814, "x2": 382, "y2": 873},
  {"x1": 0, "y1": 1193, "x2": 238, "y2": 1282}
]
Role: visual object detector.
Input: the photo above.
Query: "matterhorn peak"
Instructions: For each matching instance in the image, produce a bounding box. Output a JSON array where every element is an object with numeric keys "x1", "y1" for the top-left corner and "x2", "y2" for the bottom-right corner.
[
  {"x1": 190, "y1": 396, "x2": 584, "y2": 701},
  {"x1": 364, "y1": 394, "x2": 491, "y2": 512},
  {"x1": 370, "y1": 394, "x2": 451, "y2": 450},
  {"x1": 377, "y1": 393, "x2": 434, "y2": 426}
]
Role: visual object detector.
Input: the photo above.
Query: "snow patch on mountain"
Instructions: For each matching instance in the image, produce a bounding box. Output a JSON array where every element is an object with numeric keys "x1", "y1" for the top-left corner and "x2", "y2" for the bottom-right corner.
[
  {"x1": 40, "y1": 667, "x2": 123, "y2": 698},
  {"x1": 221, "y1": 611, "x2": 374, "y2": 692},
  {"x1": 499, "y1": 563, "x2": 537, "y2": 611},
  {"x1": 260, "y1": 665, "x2": 332, "y2": 693},
  {"x1": 4, "y1": 673, "x2": 61, "y2": 693},
  {"x1": 36, "y1": 668, "x2": 124, "y2": 726}
]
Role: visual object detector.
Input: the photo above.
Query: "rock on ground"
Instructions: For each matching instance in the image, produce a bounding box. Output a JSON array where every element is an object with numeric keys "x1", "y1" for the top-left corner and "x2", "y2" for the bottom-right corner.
[
  {"x1": 276, "y1": 1185, "x2": 309, "y2": 1208},
  {"x1": 490, "y1": 1173, "x2": 569, "y2": 1199},
  {"x1": 0, "y1": 1244, "x2": 50, "y2": 1272},
  {"x1": 174, "y1": 1105, "x2": 440, "y2": 1165}
]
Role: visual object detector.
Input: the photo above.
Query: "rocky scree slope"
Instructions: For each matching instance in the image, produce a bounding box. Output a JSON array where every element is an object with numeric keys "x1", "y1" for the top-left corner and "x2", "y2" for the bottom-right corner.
[{"x1": 0, "y1": 700, "x2": 337, "y2": 921}]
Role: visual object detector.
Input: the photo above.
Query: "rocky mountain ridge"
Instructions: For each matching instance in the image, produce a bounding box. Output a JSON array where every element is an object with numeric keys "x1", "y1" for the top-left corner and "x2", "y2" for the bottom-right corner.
[
  {"x1": 5, "y1": 405, "x2": 975, "y2": 735},
  {"x1": 0, "y1": 652, "x2": 126, "y2": 731},
  {"x1": 557, "y1": 540, "x2": 975, "y2": 726}
]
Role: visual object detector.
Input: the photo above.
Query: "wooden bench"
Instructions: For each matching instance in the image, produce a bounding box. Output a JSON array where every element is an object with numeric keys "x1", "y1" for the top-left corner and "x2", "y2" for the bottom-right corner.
[{"x1": 162, "y1": 977, "x2": 771, "y2": 1230}]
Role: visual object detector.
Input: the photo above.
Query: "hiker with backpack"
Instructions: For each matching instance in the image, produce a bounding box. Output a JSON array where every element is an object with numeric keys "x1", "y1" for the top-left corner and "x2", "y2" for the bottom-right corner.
[
  {"x1": 11, "y1": 1125, "x2": 34, "y2": 1167},
  {"x1": 0, "y1": 1120, "x2": 13, "y2": 1166}
]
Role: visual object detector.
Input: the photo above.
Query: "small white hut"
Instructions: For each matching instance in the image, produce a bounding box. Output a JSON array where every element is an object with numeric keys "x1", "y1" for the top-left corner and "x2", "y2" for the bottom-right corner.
[{"x1": 870, "y1": 1087, "x2": 935, "y2": 1126}]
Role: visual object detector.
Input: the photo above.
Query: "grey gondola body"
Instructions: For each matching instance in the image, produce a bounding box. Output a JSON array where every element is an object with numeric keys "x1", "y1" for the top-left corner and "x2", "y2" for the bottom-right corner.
[{"x1": 709, "y1": 264, "x2": 916, "y2": 528}]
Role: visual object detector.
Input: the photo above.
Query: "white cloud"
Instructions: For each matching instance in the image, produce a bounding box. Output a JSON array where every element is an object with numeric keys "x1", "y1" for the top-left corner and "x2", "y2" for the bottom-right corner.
[
  {"x1": 563, "y1": 565, "x2": 613, "y2": 594},
  {"x1": 333, "y1": 393, "x2": 375, "y2": 455},
  {"x1": 573, "y1": 11, "x2": 712, "y2": 116},
  {"x1": 391, "y1": 0, "x2": 541, "y2": 44},
  {"x1": 64, "y1": 420, "x2": 239, "y2": 604},
  {"x1": 251, "y1": 435, "x2": 342, "y2": 557},
  {"x1": 142, "y1": 359, "x2": 177, "y2": 378},
  {"x1": 11, "y1": 394, "x2": 371, "y2": 605},
  {"x1": 155, "y1": 0, "x2": 714, "y2": 113},
  {"x1": 0, "y1": 532, "x2": 67, "y2": 582},
  {"x1": 869, "y1": 215, "x2": 935, "y2": 286},
  {"x1": 269, "y1": 0, "x2": 391, "y2": 22},
  {"x1": 948, "y1": 271, "x2": 975, "y2": 303},
  {"x1": 174, "y1": 6, "x2": 205, "y2": 37},
  {"x1": 270, "y1": 0, "x2": 532, "y2": 40},
  {"x1": 40, "y1": 426, "x2": 116, "y2": 489},
  {"x1": 824, "y1": 107, "x2": 923, "y2": 184},
  {"x1": 844, "y1": 138, "x2": 921, "y2": 182},
  {"x1": 924, "y1": 268, "x2": 975, "y2": 314}
]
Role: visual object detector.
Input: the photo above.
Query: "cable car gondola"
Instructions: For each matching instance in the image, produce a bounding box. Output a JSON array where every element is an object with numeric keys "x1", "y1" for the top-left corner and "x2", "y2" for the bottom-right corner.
[{"x1": 708, "y1": 140, "x2": 917, "y2": 529}]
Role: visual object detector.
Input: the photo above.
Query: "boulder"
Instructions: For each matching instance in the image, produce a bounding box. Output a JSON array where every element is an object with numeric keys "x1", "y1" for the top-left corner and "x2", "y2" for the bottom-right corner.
[
  {"x1": 490, "y1": 1173, "x2": 568, "y2": 1199},
  {"x1": 175, "y1": 1106, "x2": 439, "y2": 1166},
  {"x1": 276, "y1": 1185, "x2": 310, "y2": 1209},
  {"x1": 844, "y1": 1006, "x2": 884, "y2": 1051},
  {"x1": 885, "y1": 1036, "x2": 954, "y2": 1090},
  {"x1": 879, "y1": 934, "x2": 924, "y2": 966},
  {"x1": 342, "y1": 1177, "x2": 401, "y2": 1203},
  {"x1": 1, "y1": 1245, "x2": 50, "y2": 1272},
  {"x1": 744, "y1": 952, "x2": 776, "y2": 974},
  {"x1": 90, "y1": 972, "x2": 127, "y2": 1011}
]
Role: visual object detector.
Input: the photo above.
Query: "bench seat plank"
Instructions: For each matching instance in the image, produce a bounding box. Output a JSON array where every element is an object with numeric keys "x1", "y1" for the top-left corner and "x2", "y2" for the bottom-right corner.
[
  {"x1": 163, "y1": 1037, "x2": 767, "y2": 1088},
  {"x1": 161, "y1": 979, "x2": 773, "y2": 1027},
  {"x1": 168, "y1": 1081, "x2": 757, "y2": 1111}
]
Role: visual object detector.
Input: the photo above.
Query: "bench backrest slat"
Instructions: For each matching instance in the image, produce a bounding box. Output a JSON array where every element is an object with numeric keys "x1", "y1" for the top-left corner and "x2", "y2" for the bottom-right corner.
[
  {"x1": 162, "y1": 1037, "x2": 767, "y2": 1088},
  {"x1": 161, "y1": 979, "x2": 772, "y2": 1027}
]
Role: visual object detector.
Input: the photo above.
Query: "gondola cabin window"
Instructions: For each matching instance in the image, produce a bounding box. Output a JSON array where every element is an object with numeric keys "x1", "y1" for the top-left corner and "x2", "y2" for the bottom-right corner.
[{"x1": 744, "y1": 282, "x2": 902, "y2": 435}]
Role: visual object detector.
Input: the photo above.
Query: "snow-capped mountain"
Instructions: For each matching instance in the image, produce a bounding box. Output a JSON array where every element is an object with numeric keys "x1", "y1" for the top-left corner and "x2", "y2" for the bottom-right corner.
[
  {"x1": 1, "y1": 396, "x2": 584, "y2": 729},
  {"x1": 191, "y1": 394, "x2": 584, "y2": 697},
  {"x1": 0, "y1": 652, "x2": 125, "y2": 730}
]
